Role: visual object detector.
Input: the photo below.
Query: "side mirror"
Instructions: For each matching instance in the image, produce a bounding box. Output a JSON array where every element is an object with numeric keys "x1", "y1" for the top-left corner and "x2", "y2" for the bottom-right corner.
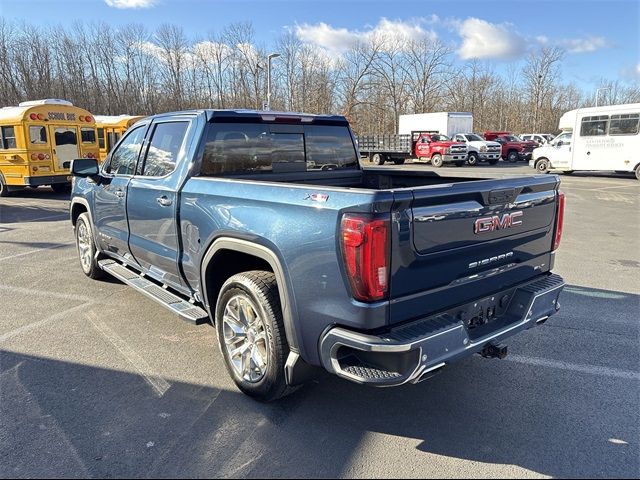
[
  {"x1": 71, "y1": 158, "x2": 99, "y2": 178},
  {"x1": 556, "y1": 141, "x2": 563, "y2": 147}
]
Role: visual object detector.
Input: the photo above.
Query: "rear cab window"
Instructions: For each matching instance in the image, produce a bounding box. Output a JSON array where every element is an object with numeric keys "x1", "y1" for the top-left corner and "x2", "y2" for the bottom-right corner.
[
  {"x1": 200, "y1": 123, "x2": 358, "y2": 176},
  {"x1": 139, "y1": 121, "x2": 189, "y2": 177}
]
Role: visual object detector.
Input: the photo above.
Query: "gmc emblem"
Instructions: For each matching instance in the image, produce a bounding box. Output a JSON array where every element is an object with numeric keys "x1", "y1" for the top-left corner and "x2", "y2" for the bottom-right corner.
[{"x1": 474, "y1": 211, "x2": 523, "y2": 234}]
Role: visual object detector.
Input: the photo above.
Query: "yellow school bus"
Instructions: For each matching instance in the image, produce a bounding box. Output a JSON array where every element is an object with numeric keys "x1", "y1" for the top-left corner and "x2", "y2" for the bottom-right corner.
[
  {"x1": 0, "y1": 99, "x2": 99, "y2": 196},
  {"x1": 94, "y1": 115, "x2": 145, "y2": 162}
]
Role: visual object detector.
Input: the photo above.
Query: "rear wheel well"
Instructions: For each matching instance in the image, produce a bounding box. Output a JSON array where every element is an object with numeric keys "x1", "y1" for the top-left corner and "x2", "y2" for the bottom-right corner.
[
  {"x1": 71, "y1": 203, "x2": 88, "y2": 226},
  {"x1": 204, "y1": 249, "x2": 274, "y2": 316}
]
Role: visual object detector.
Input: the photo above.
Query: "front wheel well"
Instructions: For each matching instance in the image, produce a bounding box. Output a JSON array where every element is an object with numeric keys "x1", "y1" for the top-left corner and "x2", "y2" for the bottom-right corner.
[
  {"x1": 203, "y1": 249, "x2": 274, "y2": 315},
  {"x1": 71, "y1": 203, "x2": 88, "y2": 226}
]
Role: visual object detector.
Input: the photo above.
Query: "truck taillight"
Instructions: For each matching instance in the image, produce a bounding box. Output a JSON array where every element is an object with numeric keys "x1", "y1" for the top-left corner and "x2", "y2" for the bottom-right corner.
[
  {"x1": 553, "y1": 191, "x2": 565, "y2": 251},
  {"x1": 341, "y1": 214, "x2": 390, "y2": 302}
]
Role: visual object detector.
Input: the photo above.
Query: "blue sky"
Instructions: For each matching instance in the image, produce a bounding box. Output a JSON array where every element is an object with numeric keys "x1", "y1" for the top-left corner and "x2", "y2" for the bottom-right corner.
[{"x1": 1, "y1": 0, "x2": 639, "y2": 91}]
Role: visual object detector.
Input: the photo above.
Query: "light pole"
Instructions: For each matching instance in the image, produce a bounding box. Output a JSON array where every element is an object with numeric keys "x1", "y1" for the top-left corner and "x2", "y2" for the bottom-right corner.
[
  {"x1": 266, "y1": 52, "x2": 280, "y2": 111},
  {"x1": 595, "y1": 87, "x2": 611, "y2": 107}
]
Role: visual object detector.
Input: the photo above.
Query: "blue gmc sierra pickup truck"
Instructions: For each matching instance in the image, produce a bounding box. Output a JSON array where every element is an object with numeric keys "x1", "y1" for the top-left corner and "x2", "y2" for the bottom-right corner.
[{"x1": 70, "y1": 109, "x2": 565, "y2": 401}]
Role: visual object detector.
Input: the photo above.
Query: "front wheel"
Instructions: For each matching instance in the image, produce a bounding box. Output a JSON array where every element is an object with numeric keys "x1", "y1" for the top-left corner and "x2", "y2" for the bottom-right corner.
[
  {"x1": 75, "y1": 213, "x2": 105, "y2": 279},
  {"x1": 372, "y1": 153, "x2": 384, "y2": 165},
  {"x1": 535, "y1": 158, "x2": 550, "y2": 174},
  {"x1": 216, "y1": 271, "x2": 296, "y2": 402},
  {"x1": 507, "y1": 151, "x2": 519, "y2": 163},
  {"x1": 467, "y1": 152, "x2": 478, "y2": 166},
  {"x1": 635, "y1": 164, "x2": 640, "y2": 181},
  {"x1": 431, "y1": 154, "x2": 443, "y2": 168}
]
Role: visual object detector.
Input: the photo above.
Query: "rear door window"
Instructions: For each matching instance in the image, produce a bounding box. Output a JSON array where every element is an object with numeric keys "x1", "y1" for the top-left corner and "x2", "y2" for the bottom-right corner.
[
  {"x1": 140, "y1": 121, "x2": 189, "y2": 177},
  {"x1": 29, "y1": 126, "x2": 47, "y2": 144}
]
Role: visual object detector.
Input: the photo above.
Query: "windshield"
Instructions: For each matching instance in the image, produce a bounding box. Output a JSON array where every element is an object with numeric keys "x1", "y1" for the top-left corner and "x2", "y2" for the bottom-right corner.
[
  {"x1": 464, "y1": 134, "x2": 483, "y2": 142},
  {"x1": 430, "y1": 134, "x2": 450, "y2": 142}
]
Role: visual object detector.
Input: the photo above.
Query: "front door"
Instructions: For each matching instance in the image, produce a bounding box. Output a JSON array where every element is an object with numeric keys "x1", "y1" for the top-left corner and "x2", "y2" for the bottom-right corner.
[
  {"x1": 50, "y1": 126, "x2": 79, "y2": 171},
  {"x1": 93, "y1": 124, "x2": 147, "y2": 260},
  {"x1": 549, "y1": 133, "x2": 573, "y2": 169},
  {"x1": 127, "y1": 119, "x2": 191, "y2": 289}
]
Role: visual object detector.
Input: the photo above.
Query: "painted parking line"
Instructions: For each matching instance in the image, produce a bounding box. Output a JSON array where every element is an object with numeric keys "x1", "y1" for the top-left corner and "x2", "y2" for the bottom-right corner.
[
  {"x1": 0, "y1": 242, "x2": 73, "y2": 262},
  {"x1": 89, "y1": 313, "x2": 171, "y2": 398},
  {"x1": 505, "y1": 354, "x2": 640, "y2": 381}
]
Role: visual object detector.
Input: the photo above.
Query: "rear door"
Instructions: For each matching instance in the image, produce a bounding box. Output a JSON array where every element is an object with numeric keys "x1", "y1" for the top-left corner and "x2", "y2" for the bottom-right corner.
[
  {"x1": 50, "y1": 126, "x2": 79, "y2": 171},
  {"x1": 127, "y1": 117, "x2": 193, "y2": 289},
  {"x1": 389, "y1": 176, "x2": 559, "y2": 325}
]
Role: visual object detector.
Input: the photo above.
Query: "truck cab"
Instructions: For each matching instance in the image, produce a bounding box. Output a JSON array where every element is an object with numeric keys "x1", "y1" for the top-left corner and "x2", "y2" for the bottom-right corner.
[
  {"x1": 484, "y1": 132, "x2": 537, "y2": 163},
  {"x1": 453, "y1": 133, "x2": 502, "y2": 165},
  {"x1": 413, "y1": 132, "x2": 468, "y2": 167}
]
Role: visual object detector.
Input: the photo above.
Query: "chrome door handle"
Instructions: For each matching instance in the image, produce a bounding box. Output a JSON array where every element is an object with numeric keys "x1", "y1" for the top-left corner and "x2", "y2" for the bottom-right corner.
[
  {"x1": 115, "y1": 189, "x2": 125, "y2": 198},
  {"x1": 157, "y1": 196, "x2": 172, "y2": 207}
]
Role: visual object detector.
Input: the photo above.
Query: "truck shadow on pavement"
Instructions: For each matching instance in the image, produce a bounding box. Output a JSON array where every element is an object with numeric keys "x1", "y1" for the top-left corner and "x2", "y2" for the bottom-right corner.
[{"x1": 1, "y1": 285, "x2": 637, "y2": 478}]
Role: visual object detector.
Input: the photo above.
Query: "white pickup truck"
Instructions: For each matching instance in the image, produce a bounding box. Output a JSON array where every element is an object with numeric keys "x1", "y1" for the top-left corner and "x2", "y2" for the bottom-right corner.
[{"x1": 452, "y1": 133, "x2": 502, "y2": 166}]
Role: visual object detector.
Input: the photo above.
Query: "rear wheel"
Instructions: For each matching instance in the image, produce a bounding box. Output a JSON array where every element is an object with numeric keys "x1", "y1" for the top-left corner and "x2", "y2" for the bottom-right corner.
[
  {"x1": 431, "y1": 154, "x2": 443, "y2": 168},
  {"x1": 75, "y1": 213, "x2": 105, "y2": 279},
  {"x1": 507, "y1": 150, "x2": 519, "y2": 163},
  {"x1": 467, "y1": 152, "x2": 478, "y2": 166},
  {"x1": 216, "y1": 271, "x2": 296, "y2": 402},
  {"x1": 535, "y1": 158, "x2": 550, "y2": 174},
  {"x1": 372, "y1": 153, "x2": 384, "y2": 165}
]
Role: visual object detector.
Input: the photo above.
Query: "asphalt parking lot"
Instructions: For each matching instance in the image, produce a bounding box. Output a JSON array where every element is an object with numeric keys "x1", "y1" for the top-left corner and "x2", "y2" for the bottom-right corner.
[{"x1": 1, "y1": 164, "x2": 638, "y2": 478}]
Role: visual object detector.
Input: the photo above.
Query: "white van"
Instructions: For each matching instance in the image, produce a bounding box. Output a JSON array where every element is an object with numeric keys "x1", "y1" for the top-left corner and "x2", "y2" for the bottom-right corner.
[{"x1": 530, "y1": 103, "x2": 640, "y2": 179}]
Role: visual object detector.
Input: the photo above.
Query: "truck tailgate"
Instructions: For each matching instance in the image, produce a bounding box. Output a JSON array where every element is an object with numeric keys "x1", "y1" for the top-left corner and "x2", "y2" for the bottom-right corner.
[{"x1": 389, "y1": 175, "x2": 560, "y2": 326}]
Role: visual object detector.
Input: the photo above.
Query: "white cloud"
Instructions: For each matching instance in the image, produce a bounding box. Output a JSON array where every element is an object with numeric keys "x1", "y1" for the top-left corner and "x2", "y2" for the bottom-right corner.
[
  {"x1": 456, "y1": 18, "x2": 527, "y2": 60},
  {"x1": 294, "y1": 18, "x2": 437, "y2": 56},
  {"x1": 105, "y1": 0, "x2": 156, "y2": 8},
  {"x1": 559, "y1": 36, "x2": 608, "y2": 53}
]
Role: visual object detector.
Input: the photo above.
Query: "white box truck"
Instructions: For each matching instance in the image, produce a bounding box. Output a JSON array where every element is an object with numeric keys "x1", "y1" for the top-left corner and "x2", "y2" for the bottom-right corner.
[{"x1": 398, "y1": 112, "x2": 473, "y2": 138}]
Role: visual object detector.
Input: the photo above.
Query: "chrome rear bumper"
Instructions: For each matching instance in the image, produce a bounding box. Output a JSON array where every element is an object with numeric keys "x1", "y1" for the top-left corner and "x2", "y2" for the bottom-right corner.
[{"x1": 319, "y1": 274, "x2": 564, "y2": 386}]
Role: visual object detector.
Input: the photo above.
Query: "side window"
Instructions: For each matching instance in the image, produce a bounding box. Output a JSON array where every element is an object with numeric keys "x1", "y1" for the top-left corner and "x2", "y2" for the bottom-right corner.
[
  {"x1": 0, "y1": 126, "x2": 17, "y2": 149},
  {"x1": 29, "y1": 126, "x2": 47, "y2": 144},
  {"x1": 609, "y1": 113, "x2": 639, "y2": 135},
  {"x1": 81, "y1": 128, "x2": 96, "y2": 144},
  {"x1": 141, "y1": 122, "x2": 189, "y2": 177},
  {"x1": 105, "y1": 126, "x2": 145, "y2": 175},
  {"x1": 97, "y1": 128, "x2": 105, "y2": 149},
  {"x1": 580, "y1": 115, "x2": 609, "y2": 136}
]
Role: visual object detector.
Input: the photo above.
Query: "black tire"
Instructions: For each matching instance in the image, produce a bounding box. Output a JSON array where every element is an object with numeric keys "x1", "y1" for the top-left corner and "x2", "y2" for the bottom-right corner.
[
  {"x1": 488, "y1": 158, "x2": 499, "y2": 165},
  {"x1": 0, "y1": 175, "x2": 9, "y2": 197},
  {"x1": 467, "y1": 152, "x2": 479, "y2": 166},
  {"x1": 635, "y1": 164, "x2": 640, "y2": 181},
  {"x1": 454, "y1": 161, "x2": 464, "y2": 167},
  {"x1": 431, "y1": 154, "x2": 443, "y2": 168},
  {"x1": 75, "y1": 213, "x2": 105, "y2": 279},
  {"x1": 535, "y1": 158, "x2": 550, "y2": 174},
  {"x1": 216, "y1": 271, "x2": 296, "y2": 402},
  {"x1": 507, "y1": 150, "x2": 519, "y2": 163},
  {"x1": 372, "y1": 153, "x2": 384, "y2": 165},
  {"x1": 51, "y1": 183, "x2": 71, "y2": 194},
  {"x1": 393, "y1": 158, "x2": 405, "y2": 165}
]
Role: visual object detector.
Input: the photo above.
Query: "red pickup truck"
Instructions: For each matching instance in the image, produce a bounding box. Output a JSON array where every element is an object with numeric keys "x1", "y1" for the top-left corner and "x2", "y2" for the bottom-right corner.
[
  {"x1": 483, "y1": 131, "x2": 537, "y2": 163},
  {"x1": 357, "y1": 131, "x2": 468, "y2": 167}
]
